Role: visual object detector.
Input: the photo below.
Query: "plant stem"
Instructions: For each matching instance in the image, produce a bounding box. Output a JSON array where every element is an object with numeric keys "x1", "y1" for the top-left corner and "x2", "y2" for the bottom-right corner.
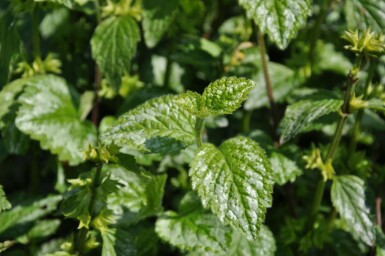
[
  {"x1": 195, "y1": 117, "x2": 205, "y2": 147},
  {"x1": 32, "y1": 6, "x2": 41, "y2": 58},
  {"x1": 257, "y1": 29, "x2": 279, "y2": 133},
  {"x1": 242, "y1": 110, "x2": 252, "y2": 133},
  {"x1": 349, "y1": 59, "x2": 376, "y2": 155},
  {"x1": 376, "y1": 197, "x2": 382, "y2": 226},
  {"x1": 306, "y1": 54, "x2": 362, "y2": 233}
]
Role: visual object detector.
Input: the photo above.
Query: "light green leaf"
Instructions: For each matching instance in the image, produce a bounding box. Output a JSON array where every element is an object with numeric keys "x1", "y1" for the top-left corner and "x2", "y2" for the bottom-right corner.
[
  {"x1": 245, "y1": 62, "x2": 302, "y2": 110},
  {"x1": 156, "y1": 211, "x2": 231, "y2": 255},
  {"x1": 238, "y1": 0, "x2": 312, "y2": 49},
  {"x1": 0, "y1": 195, "x2": 62, "y2": 234},
  {"x1": 101, "y1": 229, "x2": 136, "y2": 256},
  {"x1": 34, "y1": 0, "x2": 91, "y2": 9},
  {"x1": 190, "y1": 136, "x2": 273, "y2": 240},
  {"x1": 229, "y1": 226, "x2": 276, "y2": 256},
  {"x1": 0, "y1": 79, "x2": 27, "y2": 128},
  {"x1": 202, "y1": 77, "x2": 255, "y2": 116},
  {"x1": 270, "y1": 151, "x2": 302, "y2": 185},
  {"x1": 15, "y1": 75, "x2": 97, "y2": 165},
  {"x1": 142, "y1": 0, "x2": 179, "y2": 48},
  {"x1": 331, "y1": 175, "x2": 374, "y2": 246},
  {"x1": 40, "y1": 8, "x2": 70, "y2": 39},
  {"x1": 91, "y1": 15, "x2": 140, "y2": 89},
  {"x1": 17, "y1": 219, "x2": 61, "y2": 244},
  {"x1": 366, "y1": 98, "x2": 385, "y2": 113},
  {"x1": 102, "y1": 95, "x2": 196, "y2": 155},
  {"x1": 0, "y1": 185, "x2": 11, "y2": 212},
  {"x1": 345, "y1": 0, "x2": 385, "y2": 33},
  {"x1": 79, "y1": 91, "x2": 95, "y2": 120},
  {"x1": 315, "y1": 41, "x2": 353, "y2": 75},
  {"x1": 279, "y1": 98, "x2": 343, "y2": 144}
]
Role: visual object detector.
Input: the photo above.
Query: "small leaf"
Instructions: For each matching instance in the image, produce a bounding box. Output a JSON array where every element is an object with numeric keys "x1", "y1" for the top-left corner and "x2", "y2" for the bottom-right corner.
[
  {"x1": 238, "y1": 0, "x2": 312, "y2": 49},
  {"x1": 155, "y1": 211, "x2": 230, "y2": 255},
  {"x1": 0, "y1": 185, "x2": 11, "y2": 212},
  {"x1": 79, "y1": 91, "x2": 95, "y2": 120},
  {"x1": 190, "y1": 136, "x2": 273, "y2": 240},
  {"x1": 142, "y1": 0, "x2": 179, "y2": 48},
  {"x1": 244, "y1": 62, "x2": 302, "y2": 110},
  {"x1": 270, "y1": 151, "x2": 302, "y2": 185},
  {"x1": 229, "y1": 226, "x2": 276, "y2": 256},
  {"x1": 331, "y1": 175, "x2": 375, "y2": 246},
  {"x1": 102, "y1": 95, "x2": 196, "y2": 155},
  {"x1": 15, "y1": 75, "x2": 97, "y2": 165},
  {"x1": 91, "y1": 15, "x2": 140, "y2": 89},
  {"x1": 202, "y1": 77, "x2": 256, "y2": 115},
  {"x1": 279, "y1": 98, "x2": 343, "y2": 144}
]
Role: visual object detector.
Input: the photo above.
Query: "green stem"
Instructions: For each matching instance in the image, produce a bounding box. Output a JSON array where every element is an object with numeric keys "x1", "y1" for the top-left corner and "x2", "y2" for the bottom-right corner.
[
  {"x1": 195, "y1": 117, "x2": 205, "y2": 147},
  {"x1": 93, "y1": 0, "x2": 101, "y2": 23},
  {"x1": 32, "y1": 6, "x2": 40, "y2": 58},
  {"x1": 242, "y1": 110, "x2": 252, "y2": 133},
  {"x1": 349, "y1": 59, "x2": 376, "y2": 155},
  {"x1": 75, "y1": 228, "x2": 88, "y2": 253},
  {"x1": 163, "y1": 39, "x2": 175, "y2": 89},
  {"x1": 257, "y1": 29, "x2": 279, "y2": 134},
  {"x1": 306, "y1": 54, "x2": 362, "y2": 233}
]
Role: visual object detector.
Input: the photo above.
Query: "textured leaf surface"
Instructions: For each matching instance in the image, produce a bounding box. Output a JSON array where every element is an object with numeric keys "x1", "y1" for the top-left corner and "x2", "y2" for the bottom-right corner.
[
  {"x1": 15, "y1": 75, "x2": 96, "y2": 165},
  {"x1": 202, "y1": 77, "x2": 255, "y2": 115},
  {"x1": 190, "y1": 136, "x2": 273, "y2": 239},
  {"x1": 142, "y1": 0, "x2": 179, "y2": 47},
  {"x1": 245, "y1": 62, "x2": 302, "y2": 110},
  {"x1": 229, "y1": 226, "x2": 276, "y2": 256},
  {"x1": 238, "y1": 0, "x2": 312, "y2": 49},
  {"x1": 331, "y1": 175, "x2": 374, "y2": 246},
  {"x1": 91, "y1": 15, "x2": 140, "y2": 88},
  {"x1": 0, "y1": 185, "x2": 11, "y2": 212},
  {"x1": 279, "y1": 99, "x2": 343, "y2": 144},
  {"x1": 345, "y1": 0, "x2": 385, "y2": 33},
  {"x1": 270, "y1": 151, "x2": 302, "y2": 185},
  {"x1": 0, "y1": 79, "x2": 26, "y2": 128},
  {"x1": 102, "y1": 95, "x2": 196, "y2": 154},
  {"x1": 101, "y1": 229, "x2": 136, "y2": 256},
  {"x1": 156, "y1": 211, "x2": 230, "y2": 255}
]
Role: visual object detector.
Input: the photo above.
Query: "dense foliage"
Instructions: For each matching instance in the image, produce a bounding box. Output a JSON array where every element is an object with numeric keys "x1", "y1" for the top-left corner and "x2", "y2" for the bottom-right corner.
[{"x1": 1, "y1": 0, "x2": 385, "y2": 255}]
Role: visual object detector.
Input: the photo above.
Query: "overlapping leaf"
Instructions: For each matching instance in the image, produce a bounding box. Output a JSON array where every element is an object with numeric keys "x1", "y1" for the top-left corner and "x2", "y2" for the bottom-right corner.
[
  {"x1": 279, "y1": 98, "x2": 343, "y2": 144},
  {"x1": 91, "y1": 15, "x2": 140, "y2": 89},
  {"x1": 331, "y1": 175, "x2": 374, "y2": 246},
  {"x1": 101, "y1": 229, "x2": 136, "y2": 256},
  {"x1": 142, "y1": 0, "x2": 179, "y2": 48},
  {"x1": 270, "y1": 151, "x2": 302, "y2": 185},
  {"x1": 190, "y1": 136, "x2": 273, "y2": 240},
  {"x1": 0, "y1": 185, "x2": 11, "y2": 212},
  {"x1": 102, "y1": 95, "x2": 196, "y2": 154},
  {"x1": 0, "y1": 79, "x2": 26, "y2": 128},
  {"x1": 345, "y1": 0, "x2": 385, "y2": 33},
  {"x1": 14, "y1": 75, "x2": 96, "y2": 165},
  {"x1": 238, "y1": 0, "x2": 312, "y2": 49}
]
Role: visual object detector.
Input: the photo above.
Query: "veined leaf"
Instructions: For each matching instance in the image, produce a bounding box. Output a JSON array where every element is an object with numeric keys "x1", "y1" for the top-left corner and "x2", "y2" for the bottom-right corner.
[
  {"x1": 0, "y1": 79, "x2": 27, "y2": 128},
  {"x1": 270, "y1": 151, "x2": 302, "y2": 185},
  {"x1": 202, "y1": 77, "x2": 255, "y2": 116},
  {"x1": 91, "y1": 15, "x2": 140, "y2": 89},
  {"x1": 101, "y1": 229, "x2": 136, "y2": 256},
  {"x1": 331, "y1": 175, "x2": 374, "y2": 246},
  {"x1": 345, "y1": 0, "x2": 385, "y2": 33},
  {"x1": 244, "y1": 62, "x2": 302, "y2": 110},
  {"x1": 0, "y1": 185, "x2": 11, "y2": 212},
  {"x1": 190, "y1": 136, "x2": 273, "y2": 240},
  {"x1": 238, "y1": 0, "x2": 312, "y2": 49},
  {"x1": 15, "y1": 75, "x2": 97, "y2": 165},
  {"x1": 142, "y1": 0, "x2": 179, "y2": 48},
  {"x1": 279, "y1": 98, "x2": 343, "y2": 144},
  {"x1": 229, "y1": 226, "x2": 276, "y2": 256},
  {"x1": 102, "y1": 95, "x2": 196, "y2": 155},
  {"x1": 156, "y1": 211, "x2": 231, "y2": 255}
]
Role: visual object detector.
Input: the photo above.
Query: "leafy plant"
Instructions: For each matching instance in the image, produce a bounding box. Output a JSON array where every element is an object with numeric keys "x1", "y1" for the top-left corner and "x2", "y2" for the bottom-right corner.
[{"x1": 1, "y1": 0, "x2": 385, "y2": 255}]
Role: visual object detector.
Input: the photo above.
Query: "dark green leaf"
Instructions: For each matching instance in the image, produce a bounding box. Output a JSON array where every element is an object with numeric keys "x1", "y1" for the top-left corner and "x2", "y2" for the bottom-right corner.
[
  {"x1": 101, "y1": 229, "x2": 136, "y2": 256},
  {"x1": 0, "y1": 79, "x2": 26, "y2": 128},
  {"x1": 345, "y1": 0, "x2": 385, "y2": 33},
  {"x1": 0, "y1": 185, "x2": 11, "y2": 212},
  {"x1": 91, "y1": 15, "x2": 140, "y2": 89},
  {"x1": 15, "y1": 75, "x2": 97, "y2": 165},
  {"x1": 331, "y1": 175, "x2": 374, "y2": 246},
  {"x1": 190, "y1": 136, "x2": 273, "y2": 239}
]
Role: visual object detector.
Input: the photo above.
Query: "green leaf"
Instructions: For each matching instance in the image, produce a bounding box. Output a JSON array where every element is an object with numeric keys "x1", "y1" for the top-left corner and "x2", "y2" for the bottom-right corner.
[
  {"x1": 331, "y1": 175, "x2": 374, "y2": 246},
  {"x1": 244, "y1": 62, "x2": 302, "y2": 110},
  {"x1": 0, "y1": 79, "x2": 27, "y2": 128},
  {"x1": 238, "y1": 0, "x2": 312, "y2": 49},
  {"x1": 17, "y1": 219, "x2": 61, "y2": 244},
  {"x1": 142, "y1": 0, "x2": 179, "y2": 48},
  {"x1": 366, "y1": 98, "x2": 385, "y2": 113},
  {"x1": 279, "y1": 98, "x2": 343, "y2": 144},
  {"x1": 345, "y1": 0, "x2": 385, "y2": 33},
  {"x1": 101, "y1": 229, "x2": 136, "y2": 256},
  {"x1": 202, "y1": 77, "x2": 255, "y2": 116},
  {"x1": 35, "y1": 0, "x2": 91, "y2": 9},
  {"x1": 15, "y1": 75, "x2": 97, "y2": 165},
  {"x1": 190, "y1": 136, "x2": 273, "y2": 240},
  {"x1": 229, "y1": 226, "x2": 276, "y2": 256},
  {"x1": 0, "y1": 195, "x2": 62, "y2": 234},
  {"x1": 156, "y1": 211, "x2": 231, "y2": 255},
  {"x1": 91, "y1": 15, "x2": 140, "y2": 89},
  {"x1": 79, "y1": 91, "x2": 95, "y2": 121},
  {"x1": 270, "y1": 151, "x2": 302, "y2": 185},
  {"x1": 0, "y1": 185, "x2": 11, "y2": 212},
  {"x1": 102, "y1": 95, "x2": 196, "y2": 155}
]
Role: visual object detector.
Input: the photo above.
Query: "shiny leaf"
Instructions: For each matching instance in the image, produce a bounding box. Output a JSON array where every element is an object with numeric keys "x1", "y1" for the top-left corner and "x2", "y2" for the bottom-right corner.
[
  {"x1": 190, "y1": 136, "x2": 273, "y2": 240},
  {"x1": 270, "y1": 151, "x2": 302, "y2": 185}
]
